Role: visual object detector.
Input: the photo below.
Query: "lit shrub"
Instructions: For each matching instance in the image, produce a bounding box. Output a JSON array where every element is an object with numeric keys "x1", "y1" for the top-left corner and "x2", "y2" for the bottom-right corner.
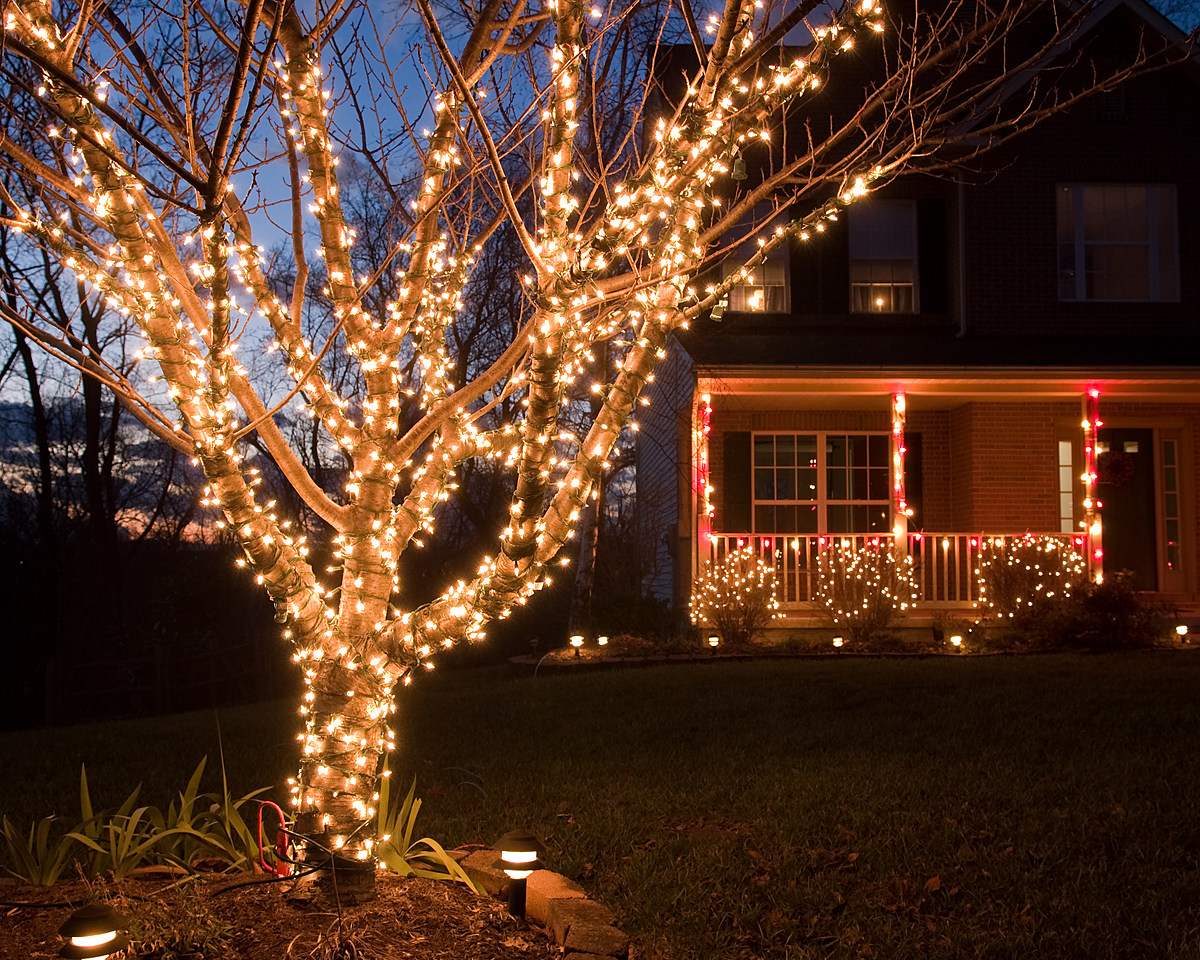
[
  {"x1": 975, "y1": 534, "x2": 1087, "y2": 623},
  {"x1": 690, "y1": 545, "x2": 783, "y2": 647},
  {"x1": 813, "y1": 538, "x2": 917, "y2": 647}
]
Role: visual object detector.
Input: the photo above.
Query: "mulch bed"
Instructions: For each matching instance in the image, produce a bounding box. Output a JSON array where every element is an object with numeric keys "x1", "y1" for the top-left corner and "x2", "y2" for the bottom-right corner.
[{"x1": 0, "y1": 874, "x2": 557, "y2": 959}]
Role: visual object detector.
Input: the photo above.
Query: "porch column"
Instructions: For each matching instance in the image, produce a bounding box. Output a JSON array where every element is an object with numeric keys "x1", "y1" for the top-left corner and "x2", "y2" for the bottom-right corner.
[
  {"x1": 692, "y1": 391, "x2": 714, "y2": 583},
  {"x1": 891, "y1": 391, "x2": 909, "y2": 558},
  {"x1": 1082, "y1": 388, "x2": 1104, "y2": 582}
]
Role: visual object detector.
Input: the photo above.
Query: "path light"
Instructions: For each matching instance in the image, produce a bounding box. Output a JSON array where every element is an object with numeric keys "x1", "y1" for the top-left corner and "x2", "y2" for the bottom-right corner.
[
  {"x1": 59, "y1": 903, "x2": 129, "y2": 960},
  {"x1": 950, "y1": 635, "x2": 963, "y2": 649},
  {"x1": 597, "y1": 635, "x2": 609, "y2": 648},
  {"x1": 570, "y1": 634, "x2": 584, "y2": 657},
  {"x1": 493, "y1": 830, "x2": 543, "y2": 920},
  {"x1": 1176, "y1": 624, "x2": 1189, "y2": 641},
  {"x1": 707, "y1": 634, "x2": 720, "y2": 649},
  {"x1": 832, "y1": 637, "x2": 844, "y2": 648}
]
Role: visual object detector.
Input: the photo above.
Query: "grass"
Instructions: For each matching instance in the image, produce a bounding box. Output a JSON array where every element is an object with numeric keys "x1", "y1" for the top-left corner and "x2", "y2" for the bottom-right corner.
[{"x1": 3, "y1": 652, "x2": 1200, "y2": 959}]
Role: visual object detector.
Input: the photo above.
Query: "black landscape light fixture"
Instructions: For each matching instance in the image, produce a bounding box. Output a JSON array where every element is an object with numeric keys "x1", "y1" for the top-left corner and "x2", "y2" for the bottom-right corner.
[
  {"x1": 59, "y1": 903, "x2": 130, "y2": 960},
  {"x1": 707, "y1": 634, "x2": 720, "y2": 650},
  {"x1": 569, "y1": 634, "x2": 584, "y2": 657},
  {"x1": 493, "y1": 829, "x2": 542, "y2": 920}
]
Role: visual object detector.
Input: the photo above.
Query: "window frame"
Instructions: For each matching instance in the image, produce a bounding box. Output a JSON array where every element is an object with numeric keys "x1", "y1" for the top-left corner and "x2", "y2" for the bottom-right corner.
[
  {"x1": 750, "y1": 430, "x2": 892, "y2": 535},
  {"x1": 1056, "y1": 183, "x2": 1180, "y2": 303},
  {"x1": 848, "y1": 199, "x2": 919, "y2": 314}
]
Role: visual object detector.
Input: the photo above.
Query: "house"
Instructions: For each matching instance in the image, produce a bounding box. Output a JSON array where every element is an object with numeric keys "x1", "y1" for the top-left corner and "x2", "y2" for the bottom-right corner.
[{"x1": 637, "y1": 0, "x2": 1200, "y2": 631}]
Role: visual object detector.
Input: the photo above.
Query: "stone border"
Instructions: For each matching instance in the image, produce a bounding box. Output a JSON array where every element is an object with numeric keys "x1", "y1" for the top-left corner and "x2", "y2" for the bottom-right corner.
[{"x1": 460, "y1": 850, "x2": 631, "y2": 959}]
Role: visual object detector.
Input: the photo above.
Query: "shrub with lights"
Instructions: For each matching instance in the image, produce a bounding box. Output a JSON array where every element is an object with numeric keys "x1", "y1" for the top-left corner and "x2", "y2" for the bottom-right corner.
[
  {"x1": 690, "y1": 546, "x2": 783, "y2": 647},
  {"x1": 813, "y1": 538, "x2": 917, "y2": 647},
  {"x1": 975, "y1": 535, "x2": 1088, "y2": 623}
]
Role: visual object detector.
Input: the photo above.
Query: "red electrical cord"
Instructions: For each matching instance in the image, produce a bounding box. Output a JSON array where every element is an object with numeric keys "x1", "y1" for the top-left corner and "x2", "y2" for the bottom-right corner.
[{"x1": 257, "y1": 801, "x2": 294, "y2": 877}]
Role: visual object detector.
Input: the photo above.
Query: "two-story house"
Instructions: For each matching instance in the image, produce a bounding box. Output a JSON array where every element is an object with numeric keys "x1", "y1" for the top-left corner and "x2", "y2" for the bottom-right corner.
[{"x1": 638, "y1": 0, "x2": 1200, "y2": 631}]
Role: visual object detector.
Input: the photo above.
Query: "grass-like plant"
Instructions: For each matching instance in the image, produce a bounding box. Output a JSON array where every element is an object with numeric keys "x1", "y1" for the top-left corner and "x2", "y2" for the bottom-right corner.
[
  {"x1": 689, "y1": 545, "x2": 783, "y2": 646},
  {"x1": 375, "y1": 772, "x2": 480, "y2": 890},
  {"x1": 0, "y1": 813, "x2": 78, "y2": 885},
  {"x1": 812, "y1": 538, "x2": 918, "y2": 646}
]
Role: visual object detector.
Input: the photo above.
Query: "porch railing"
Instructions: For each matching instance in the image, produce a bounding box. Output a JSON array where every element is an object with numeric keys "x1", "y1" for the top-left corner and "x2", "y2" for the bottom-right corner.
[{"x1": 703, "y1": 532, "x2": 1088, "y2": 607}]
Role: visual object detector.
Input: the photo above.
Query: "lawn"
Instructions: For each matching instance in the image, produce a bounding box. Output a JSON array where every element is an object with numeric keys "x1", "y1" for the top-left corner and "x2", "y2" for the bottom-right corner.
[{"x1": 3, "y1": 652, "x2": 1199, "y2": 959}]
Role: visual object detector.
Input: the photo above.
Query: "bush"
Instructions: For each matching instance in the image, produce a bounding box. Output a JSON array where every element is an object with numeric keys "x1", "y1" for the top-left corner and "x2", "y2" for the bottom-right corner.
[
  {"x1": 975, "y1": 535, "x2": 1087, "y2": 623},
  {"x1": 812, "y1": 539, "x2": 917, "y2": 647},
  {"x1": 1009, "y1": 572, "x2": 1177, "y2": 651},
  {"x1": 690, "y1": 546, "x2": 782, "y2": 647}
]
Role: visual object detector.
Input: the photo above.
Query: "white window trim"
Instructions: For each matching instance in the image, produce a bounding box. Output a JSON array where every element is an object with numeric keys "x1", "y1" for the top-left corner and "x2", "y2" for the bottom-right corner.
[{"x1": 751, "y1": 430, "x2": 891, "y2": 535}]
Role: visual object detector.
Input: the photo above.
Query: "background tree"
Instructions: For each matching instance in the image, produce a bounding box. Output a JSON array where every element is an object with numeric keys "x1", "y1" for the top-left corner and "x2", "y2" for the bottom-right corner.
[{"x1": 0, "y1": 0, "x2": 1179, "y2": 891}]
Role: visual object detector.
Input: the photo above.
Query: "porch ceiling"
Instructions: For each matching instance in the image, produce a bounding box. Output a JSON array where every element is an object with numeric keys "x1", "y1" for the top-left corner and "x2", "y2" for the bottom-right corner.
[{"x1": 697, "y1": 368, "x2": 1200, "y2": 409}]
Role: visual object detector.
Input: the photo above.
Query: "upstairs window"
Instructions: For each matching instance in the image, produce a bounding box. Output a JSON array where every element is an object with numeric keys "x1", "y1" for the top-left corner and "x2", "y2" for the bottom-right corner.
[
  {"x1": 722, "y1": 246, "x2": 789, "y2": 312},
  {"x1": 1057, "y1": 184, "x2": 1179, "y2": 302},
  {"x1": 720, "y1": 204, "x2": 791, "y2": 314},
  {"x1": 849, "y1": 200, "x2": 918, "y2": 313}
]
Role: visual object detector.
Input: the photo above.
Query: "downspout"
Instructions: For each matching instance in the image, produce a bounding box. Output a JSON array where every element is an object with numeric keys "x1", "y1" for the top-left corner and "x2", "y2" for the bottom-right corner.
[{"x1": 956, "y1": 176, "x2": 968, "y2": 338}]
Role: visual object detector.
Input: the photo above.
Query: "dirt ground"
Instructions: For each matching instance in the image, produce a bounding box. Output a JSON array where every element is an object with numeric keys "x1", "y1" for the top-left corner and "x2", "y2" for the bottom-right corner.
[{"x1": 0, "y1": 873, "x2": 558, "y2": 959}]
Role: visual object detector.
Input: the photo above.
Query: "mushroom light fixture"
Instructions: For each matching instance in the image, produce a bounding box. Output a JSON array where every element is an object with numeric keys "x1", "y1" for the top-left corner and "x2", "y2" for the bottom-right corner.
[
  {"x1": 493, "y1": 830, "x2": 543, "y2": 920},
  {"x1": 59, "y1": 904, "x2": 129, "y2": 960}
]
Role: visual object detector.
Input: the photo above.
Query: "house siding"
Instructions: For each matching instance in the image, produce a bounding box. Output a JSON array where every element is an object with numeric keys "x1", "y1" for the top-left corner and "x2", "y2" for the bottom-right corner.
[{"x1": 635, "y1": 335, "x2": 696, "y2": 603}]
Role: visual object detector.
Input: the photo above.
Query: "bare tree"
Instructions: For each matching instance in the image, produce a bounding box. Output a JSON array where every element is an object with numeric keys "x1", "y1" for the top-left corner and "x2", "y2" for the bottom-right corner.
[{"x1": 0, "y1": 0, "x2": 1177, "y2": 891}]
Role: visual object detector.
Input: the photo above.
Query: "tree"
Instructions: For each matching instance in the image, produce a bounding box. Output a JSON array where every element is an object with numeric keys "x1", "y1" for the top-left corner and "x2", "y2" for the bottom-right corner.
[{"x1": 0, "y1": 0, "x2": 1178, "y2": 890}]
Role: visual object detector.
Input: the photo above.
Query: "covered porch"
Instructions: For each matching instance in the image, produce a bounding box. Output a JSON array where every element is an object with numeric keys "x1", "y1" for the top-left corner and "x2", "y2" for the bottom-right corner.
[{"x1": 688, "y1": 368, "x2": 1200, "y2": 622}]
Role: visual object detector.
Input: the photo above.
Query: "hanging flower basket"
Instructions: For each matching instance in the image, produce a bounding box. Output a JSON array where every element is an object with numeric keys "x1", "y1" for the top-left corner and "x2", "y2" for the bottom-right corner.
[{"x1": 1097, "y1": 450, "x2": 1136, "y2": 486}]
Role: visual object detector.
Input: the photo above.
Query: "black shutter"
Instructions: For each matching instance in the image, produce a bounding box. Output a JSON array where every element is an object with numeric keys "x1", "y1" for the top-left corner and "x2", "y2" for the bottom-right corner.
[
  {"x1": 722, "y1": 432, "x2": 752, "y2": 532},
  {"x1": 917, "y1": 200, "x2": 948, "y2": 315},
  {"x1": 903, "y1": 432, "x2": 922, "y2": 530}
]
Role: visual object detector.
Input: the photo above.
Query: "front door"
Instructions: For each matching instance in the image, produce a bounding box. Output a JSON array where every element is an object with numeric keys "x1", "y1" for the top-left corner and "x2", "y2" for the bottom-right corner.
[{"x1": 1097, "y1": 428, "x2": 1156, "y2": 590}]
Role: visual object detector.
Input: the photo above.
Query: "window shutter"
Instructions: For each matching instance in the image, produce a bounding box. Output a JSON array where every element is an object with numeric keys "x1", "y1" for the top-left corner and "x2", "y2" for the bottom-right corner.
[
  {"x1": 903, "y1": 432, "x2": 923, "y2": 530},
  {"x1": 722, "y1": 432, "x2": 752, "y2": 532},
  {"x1": 917, "y1": 201, "x2": 948, "y2": 314}
]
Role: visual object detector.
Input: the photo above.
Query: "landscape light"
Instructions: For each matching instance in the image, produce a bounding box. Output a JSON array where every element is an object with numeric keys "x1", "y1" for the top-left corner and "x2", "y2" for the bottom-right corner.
[
  {"x1": 597, "y1": 635, "x2": 608, "y2": 647},
  {"x1": 493, "y1": 830, "x2": 542, "y2": 920},
  {"x1": 570, "y1": 634, "x2": 584, "y2": 657},
  {"x1": 950, "y1": 635, "x2": 963, "y2": 648},
  {"x1": 832, "y1": 637, "x2": 844, "y2": 648},
  {"x1": 1176, "y1": 624, "x2": 1189, "y2": 639},
  {"x1": 59, "y1": 904, "x2": 129, "y2": 960},
  {"x1": 708, "y1": 635, "x2": 720, "y2": 648}
]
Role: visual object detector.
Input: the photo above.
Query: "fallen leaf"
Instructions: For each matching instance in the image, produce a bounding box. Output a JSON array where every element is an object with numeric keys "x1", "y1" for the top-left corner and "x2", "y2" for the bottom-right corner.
[{"x1": 923, "y1": 875, "x2": 941, "y2": 893}]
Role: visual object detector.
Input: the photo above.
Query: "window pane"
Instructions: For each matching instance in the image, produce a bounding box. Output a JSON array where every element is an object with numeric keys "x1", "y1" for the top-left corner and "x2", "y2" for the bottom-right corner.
[
  {"x1": 775, "y1": 435, "x2": 795, "y2": 466},
  {"x1": 849, "y1": 435, "x2": 868, "y2": 466},
  {"x1": 797, "y1": 467, "x2": 818, "y2": 499},
  {"x1": 776, "y1": 470, "x2": 795, "y2": 500},
  {"x1": 869, "y1": 435, "x2": 889, "y2": 467},
  {"x1": 827, "y1": 469, "x2": 847, "y2": 500},
  {"x1": 827, "y1": 437, "x2": 847, "y2": 467},
  {"x1": 754, "y1": 435, "x2": 774, "y2": 466},
  {"x1": 851, "y1": 469, "x2": 868, "y2": 500},
  {"x1": 868, "y1": 468, "x2": 889, "y2": 501},
  {"x1": 867, "y1": 506, "x2": 890, "y2": 532},
  {"x1": 754, "y1": 506, "x2": 774, "y2": 532},
  {"x1": 754, "y1": 468, "x2": 775, "y2": 500},
  {"x1": 797, "y1": 435, "x2": 818, "y2": 467}
]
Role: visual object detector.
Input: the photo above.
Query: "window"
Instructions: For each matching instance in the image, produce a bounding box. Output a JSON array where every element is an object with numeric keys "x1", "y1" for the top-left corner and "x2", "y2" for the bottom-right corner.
[
  {"x1": 722, "y1": 246, "x2": 789, "y2": 312},
  {"x1": 849, "y1": 200, "x2": 917, "y2": 312},
  {"x1": 752, "y1": 432, "x2": 890, "y2": 534},
  {"x1": 1057, "y1": 184, "x2": 1179, "y2": 302},
  {"x1": 1163, "y1": 439, "x2": 1180, "y2": 572},
  {"x1": 1058, "y1": 439, "x2": 1075, "y2": 534}
]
